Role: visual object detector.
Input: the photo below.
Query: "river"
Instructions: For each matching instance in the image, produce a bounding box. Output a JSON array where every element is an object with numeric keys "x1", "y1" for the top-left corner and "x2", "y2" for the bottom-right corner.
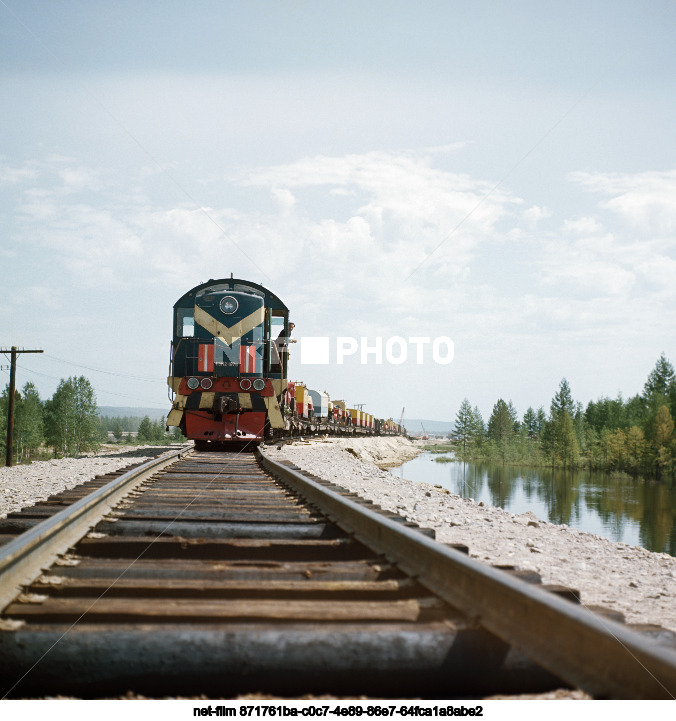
[{"x1": 391, "y1": 451, "x2": 676, "y2": 556}]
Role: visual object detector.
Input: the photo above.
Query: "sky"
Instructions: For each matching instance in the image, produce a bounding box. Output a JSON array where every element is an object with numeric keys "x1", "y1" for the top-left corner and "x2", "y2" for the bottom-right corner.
[{"x1": 1, "y1": 0, "x2": 675, "y2": 425}]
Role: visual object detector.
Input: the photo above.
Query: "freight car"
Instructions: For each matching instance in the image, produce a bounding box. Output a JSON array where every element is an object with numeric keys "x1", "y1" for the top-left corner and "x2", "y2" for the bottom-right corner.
[{"x1": 166, "y1": 277, "x2": 406, "y2": 445}]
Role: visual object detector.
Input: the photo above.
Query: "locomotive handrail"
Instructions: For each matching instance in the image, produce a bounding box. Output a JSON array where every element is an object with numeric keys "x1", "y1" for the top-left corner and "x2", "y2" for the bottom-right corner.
[
  {"x1": 0, "y1": 445, "x2": 192, "y2": 612},
  {"x1": 257, "y1": 445, "x2": 676, "y2": 699}
]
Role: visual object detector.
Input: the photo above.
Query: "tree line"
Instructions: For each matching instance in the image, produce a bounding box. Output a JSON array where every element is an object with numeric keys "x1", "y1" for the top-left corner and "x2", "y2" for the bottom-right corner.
[
  {"x1": 103, "y1": 415, "x2": 177, "y2": 444},
  {"x1": 454, "y1": 354, "x2": 676, "y2": 481},
  {"x1": 1, "y1": 376, "x2": 181, "y2": 465}
]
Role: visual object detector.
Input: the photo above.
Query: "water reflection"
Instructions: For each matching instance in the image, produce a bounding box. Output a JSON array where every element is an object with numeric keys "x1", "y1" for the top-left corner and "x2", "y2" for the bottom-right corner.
[{"x1": 391, "y1": 452, "x2": 676, "y2": 556}]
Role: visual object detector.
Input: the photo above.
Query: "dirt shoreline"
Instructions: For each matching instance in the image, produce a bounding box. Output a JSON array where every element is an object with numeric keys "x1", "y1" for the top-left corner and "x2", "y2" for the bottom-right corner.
[{"x1": 284, "y1": 435, "x2": 424, "y2": 468}]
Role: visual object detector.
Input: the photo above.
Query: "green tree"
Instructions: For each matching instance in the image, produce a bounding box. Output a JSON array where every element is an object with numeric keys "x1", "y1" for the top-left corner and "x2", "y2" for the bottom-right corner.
[
  {"x1": 523, "y1": 407, "x2": 539, "y2": 439},
  {"x1": 0, "y1": 385, "x2": 10, "y2": 462},
  {"x1": 487, "y1": 399, "x2": 514, "y2": 442},
  {"x1": 455, "y1": 399, "x2": 474, "y2": 453},
  {"x1": 573, "y1": 401, "x2": 585, "y2": 450},
  {"x1": 72, "y1": 377, "x2": 101, "y2": 454},
  {"x1": 643, "y1": 354, "x2": 675, "y2": 403},
  {"x1": 548, "y1": 379, "x2": 579, "y2": 469},
  {"x1": 624, "y1": 394, "x2": 646, "y2": 430},
  {"x1": 487, "y1": 399, "x2": 516, "y2": 461},
  {"x1": 44, "y1": 381, "x2": 75, "y2": 456},
  {"x1": 584, "y1": 425, "x2": 601, "y2": 470},
  {"x1": 44, "y1": 377, "x2": 100, "y2": 456},
  {"x1": 137, "y1": 416, "x2": 154, "y2": 443},
  {"x1": 536, "y1": 406, "x2": 547, "y2": 435},
  {"x1": 625, "y1": 426, "x2": 646, "y2": 476},
  {"x1": 604, "y1": 428, "x2": 626, "y2": 471},
  {"x1": 643, "y1": 355, "x2": 676, "y2": 445},
  {"x1": 551, "y1": 378, "x2": 575, "y2": 418},
  {"x1": 14, "y1": 382, "x2": 44, "y2": 462},
  {"x1": 112, "y1": 420, "x2": 124, "y2": 441},
  {"x1": 554, "y1": 410, "x2": 579, "y2": 469},
  {"x1": 151, "y1": 419, "x2": 166, "y2": 442},
  {"x1": 652, "y1": 405, "x2": 674, "y2": 480},
  {"x1": 471, "y1": 406, "x2": 485, "y2": 436}
]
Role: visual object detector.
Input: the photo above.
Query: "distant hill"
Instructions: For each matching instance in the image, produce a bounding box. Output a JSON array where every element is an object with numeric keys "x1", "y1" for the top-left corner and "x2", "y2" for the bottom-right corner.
[
  {"x1": 403, "y1": 419, "x2": 454, "y2": 436},
  {"x1": 98, "y1": 406, "x2": 167, "y2": 420}
]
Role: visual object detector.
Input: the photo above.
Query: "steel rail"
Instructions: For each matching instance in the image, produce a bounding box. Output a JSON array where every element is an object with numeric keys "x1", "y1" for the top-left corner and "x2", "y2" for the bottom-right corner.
[
  {"x1": 0, "y1": 446, "x2": 192, "y2": 612},
  {"x1": 257, "y1": 446, "x2": 676, "y2": 699}
]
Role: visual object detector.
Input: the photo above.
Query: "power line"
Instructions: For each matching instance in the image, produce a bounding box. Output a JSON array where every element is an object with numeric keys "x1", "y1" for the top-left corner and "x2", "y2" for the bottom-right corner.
[
  {"x1": 43, "y1": 354, "x2": 164, "y2": 383},
  {"x1": 11, "y1": 362, "x2": 167, "y2": 408}
]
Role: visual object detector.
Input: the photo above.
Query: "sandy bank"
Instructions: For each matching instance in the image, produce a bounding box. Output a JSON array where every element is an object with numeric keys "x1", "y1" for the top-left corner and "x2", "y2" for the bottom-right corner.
[{"x1": 287, "y1": 435, "x2": 423, "y2": 467}]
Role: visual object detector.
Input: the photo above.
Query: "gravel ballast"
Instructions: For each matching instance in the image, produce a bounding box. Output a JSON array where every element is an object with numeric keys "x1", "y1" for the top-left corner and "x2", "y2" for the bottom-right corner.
[
  {"x1": 0, "y1": 445, "x2": 181, "y2": 519},
  {"x1": 266, "y1": 436, "x2": 676, "y2": 633}
]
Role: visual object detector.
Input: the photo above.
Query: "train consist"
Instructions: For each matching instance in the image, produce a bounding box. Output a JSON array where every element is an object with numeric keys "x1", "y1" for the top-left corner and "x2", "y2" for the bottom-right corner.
[{"x1": 166, "y1": 277, "x2": 405, "y2": 445}]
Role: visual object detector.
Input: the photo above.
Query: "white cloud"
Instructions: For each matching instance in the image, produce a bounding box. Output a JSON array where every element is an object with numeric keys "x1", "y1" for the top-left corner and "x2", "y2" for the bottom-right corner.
[
  {"x1": 569, "y1": 170, "x2": 676, "y2": 237},
  {"x1": 0, "y1": 161, "x2": 39, "y2": 185},
  {"x1": 57, "y1": 166, "x2": 102, "y2": 194},
  {"x1": 271, "y1": 188, "x2": 296, "y2": 214},
  {"x1": 241, "y1": 149, "x2": 520, "y2": 284},
  {"x1": 562, "y1": 216, "x2": 604, "y2": 235},
  {"x1": 523, "y1": 205, "x2": 551, "y2": 229},
  {"x1": 635, "y1": 255, "x2": 676, "y2": 298},
  {"x1": 533, "y1": 169, "x2": 676, "y2": 306},
  {"x1": 5, "y1": 150, "x2": 676, "y2": 422},
  {"x1": 243, "y1": 149, "x2": 515, "y2": 227}
]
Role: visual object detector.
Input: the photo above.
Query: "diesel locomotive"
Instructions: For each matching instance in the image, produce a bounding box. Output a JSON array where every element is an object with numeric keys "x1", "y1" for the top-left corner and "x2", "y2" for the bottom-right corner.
[
  {"x1": 166, "y1": 277, "x2": 289, "y2": 445},
  {"x1": 166, "y1": 277, "x2": 405, "y2": 445}
]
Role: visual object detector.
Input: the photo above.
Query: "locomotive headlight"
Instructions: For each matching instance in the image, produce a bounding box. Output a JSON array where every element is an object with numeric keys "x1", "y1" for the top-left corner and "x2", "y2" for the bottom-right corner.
[
  {"x1": 239, "y1": 378, "x2": 252, "y2": 391},
  {"x1": 252, "y1": 378, "x2": 266, "y2": 391},
  {"x1": 219, "y1": 295, "x2": 239, "y2": 315},
  {"x1": 200, "y1": 378, "x2": 213, "y2": 390},
  {"x1": 187, "y1": 377, "x2": 200, "y2": 390}
]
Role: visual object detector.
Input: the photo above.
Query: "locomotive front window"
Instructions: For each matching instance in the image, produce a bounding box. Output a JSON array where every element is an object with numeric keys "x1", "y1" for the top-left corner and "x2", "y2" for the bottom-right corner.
[{"x1": 177, "y1": 308, "x2": 195, "y2": 337}]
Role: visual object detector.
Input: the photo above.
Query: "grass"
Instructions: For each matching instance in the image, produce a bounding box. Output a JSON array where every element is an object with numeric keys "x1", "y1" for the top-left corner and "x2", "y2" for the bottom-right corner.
[{"x1": 423, "y1": 442, "x2": 454, "y2": 454}]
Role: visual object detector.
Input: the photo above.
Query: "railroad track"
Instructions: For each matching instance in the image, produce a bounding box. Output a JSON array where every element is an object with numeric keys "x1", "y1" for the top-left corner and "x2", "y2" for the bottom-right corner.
[{"x1": 1, "y1": 446, "x2": 676, "y2": 699}]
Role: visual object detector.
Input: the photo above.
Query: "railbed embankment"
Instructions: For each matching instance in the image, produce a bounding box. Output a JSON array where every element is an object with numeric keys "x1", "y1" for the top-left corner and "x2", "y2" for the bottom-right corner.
[
  {"x1": 267, "y1": 436, "x2": 676, "y2": 634},
  {"x1": 4, "y1": 436, "x2": 674, "y2": 634},
  {"x1": 0, "y1": 445, "x2": 181, "y2": 519}
]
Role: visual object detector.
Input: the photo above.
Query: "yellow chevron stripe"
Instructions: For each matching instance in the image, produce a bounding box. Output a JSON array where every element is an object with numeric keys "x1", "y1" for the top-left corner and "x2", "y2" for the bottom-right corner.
[
  {"x1": 194, "y1": 305, "x2": 265, "y2": 346},
  {"x1": 167, "y1": 409, "x2": 183, "y2": 427},
  {"x1": 199, "y1": 392, "x2": 215, "y2": 410},
  {"x1": 264, "y1": 395, "x2": 285, "y2": 429},
  {"x1": 271, "y1": 378, "x2": 285, "y2": 399},
  {"x1": 238, "y1": 393, "x2": 253, "y2": 410}
]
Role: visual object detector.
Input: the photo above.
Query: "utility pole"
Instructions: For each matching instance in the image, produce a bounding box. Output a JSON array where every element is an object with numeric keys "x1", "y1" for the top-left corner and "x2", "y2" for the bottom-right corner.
[{"x1": 1, "y1": 346, "x2": 44, "y2": 467}]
